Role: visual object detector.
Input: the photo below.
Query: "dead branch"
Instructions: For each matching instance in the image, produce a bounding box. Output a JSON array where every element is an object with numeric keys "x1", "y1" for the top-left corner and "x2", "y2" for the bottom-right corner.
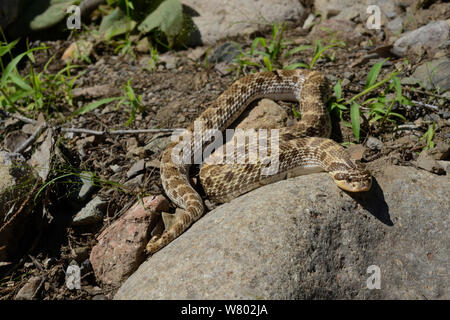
[
  {"x1": 13, "y1": 123, "x2": 47, "y2": 154},
  {"x1": 60, "y1": 127, "x2": 180, "y2": 135},
  {"x1": 0, "y1": 110, "x2": 38, "y2": 125},
  {"x1": 410, "y1": 100, "x2": 439, "y2": 111}
]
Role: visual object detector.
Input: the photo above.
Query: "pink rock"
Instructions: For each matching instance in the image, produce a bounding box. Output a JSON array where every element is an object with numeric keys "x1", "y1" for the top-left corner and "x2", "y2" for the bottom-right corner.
[{"x1": 89, "y1": 195, "x2": 169, "y2": 287}]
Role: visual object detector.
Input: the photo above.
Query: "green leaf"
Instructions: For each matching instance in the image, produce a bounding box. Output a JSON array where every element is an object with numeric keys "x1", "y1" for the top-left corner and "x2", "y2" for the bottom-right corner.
[
  {"x1": 361, "y1": 97, "x2": 378, "y2": 105},
  {"x1": 250, "y1": 38, "x2": 264, "y2": 55},
  {"x1": 388, "y1": 112, "x2": 406, "y2": 121},
  {"x1": 99, "y1": 7, "x2": 136, "y2": 40},
  {"x1": 378, "y1": 95, "x2": 386, "y2": 104},
  {"x1": 292, "y1": 106, "x2": 301, "y2": 119},
  {"x1": 400, "y1": 96, "x2": 413, "y2": 106},
  {"x1": 263, "y1": 56, "x2": 272, "y2": 71},
  {"x1": 138, "y1": 0, "x2": 183, "y2": 38},
  {"x1": 0, "y1": 38, "x2": 19, "y2": 57},
  {"x1": 392, "y1": 76, "x2": 402, "y2": 100},
  {"x1": 8, "y1": 89, "x2": 33, "y2": 103},
  {"x1": 315, "y1": 40, "x2": 323, "y2": 53},
  {"x1": 369, "y1": 114, "x2": 383, "y2": 123},
  {"x1": 340, "y1": 141, "x2": 354, "y2": 147},
  {"x1": 342, "y1": 120, "x2": 352, "y2": 128},
  {"x1": 252, "y1": 50, "x2": 269, "y2": 57},
  {"x1": 8, "y1": 72, "x2": 33, "y2": 91},
  {"x1": 309, "y1": 41, "x2": 344, "y2": 69},
  {"x1": 369, "y1": 102, "x2": 388, "y2": 114},
  {"x1": 285, "y1": 45, "x2": 312, "y2": 57},
  {"x1": 271, "y1": 23, "x2": 279, "y2": 40},
  {"x1": 236, "y1": 59, "x2": 260, "y2": 67},
  {"x1": 333, "y1": 80, "x2": 342, "y2": 100},
  {"x1": 1, "y1": 47, "x2": 45, "y2": 87},
  {"x1": 334, "y1": 103, "x2": 347, "y2": 111},
  {"x1": 71, "y1": 97, "x2": 121, "y2": 116},
  {"x1": 268, "y1": 40, "x2": 275, "y2": 56},
  {"x1": 420, "y1": 122, "x2": 436, "y2": 150},
  {"x1": 350, "y1": 102, "x2": 360, "y2": 142},
  {"x1": 366, "y1": 59, "x2": 387, "y2": 89},
  {"x1": 283, "y1": 62, "x2": 309, "y2": 70}
]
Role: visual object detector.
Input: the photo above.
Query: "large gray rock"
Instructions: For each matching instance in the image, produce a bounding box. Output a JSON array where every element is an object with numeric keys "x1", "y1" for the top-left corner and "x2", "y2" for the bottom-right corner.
[
  {"x1": 405, "y1": 57, "x2": 450, "y2": 93},
  {"x1": 182, "y1": 0, "x2": 306, "y2": 44},
  {"x1": 314, "y1": 0, "x2": 398, "y2": 22},
  {"x1": 393, "y1": 21, "x2": 449, "y2": 56},
  {"x1": 115, "y1": 163, "x2": 448, "y2": 299}
]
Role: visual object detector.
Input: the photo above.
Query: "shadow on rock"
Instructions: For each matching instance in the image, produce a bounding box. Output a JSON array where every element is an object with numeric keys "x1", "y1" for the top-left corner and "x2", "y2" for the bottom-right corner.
[{"x1": 347, "y1": 177, "x2": 393, "y2": 226}]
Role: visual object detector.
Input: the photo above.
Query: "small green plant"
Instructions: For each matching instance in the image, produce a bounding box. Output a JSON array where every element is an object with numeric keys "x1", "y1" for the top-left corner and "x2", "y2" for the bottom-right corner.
[
  {"x1": 71, "y1": 79, "x2": 143, "y2": 126},
  {"x1": 0, "y1": 37, "x2": 81, "y2": 115},
  {"x1": 233, "y1": 23, "x2": 288, "y2": 74},
  {"x1": 233, "y1": 24, "x2": 345, "y2": 76},
  {"x1": 284, "y1": 39, "x2": 345, "y2": 70},
  {"x1": 120, "y1": 79, "x2": 144, "y2": 126},
  {"x1": 419, "y1": 122, "x2": 436, "y2": 151},
  {"x1": 113, "y1": 0, "x2": 135, "y2": 56},
  {"x1": 329, "y1": 59, "x2": 412, "y2": 142},
  {"x1": 143, "y1": 45, "x2": 159, "y2": 71}
]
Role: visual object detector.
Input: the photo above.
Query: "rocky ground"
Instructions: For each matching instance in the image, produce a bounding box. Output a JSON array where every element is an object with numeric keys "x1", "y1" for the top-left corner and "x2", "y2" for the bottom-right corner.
[{"x1": 0, "y1": 0, "x2": 449, "y2": 300}]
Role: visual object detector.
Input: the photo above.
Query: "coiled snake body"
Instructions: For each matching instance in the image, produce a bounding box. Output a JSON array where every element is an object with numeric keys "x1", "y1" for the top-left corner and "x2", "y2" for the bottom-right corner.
[{"x1": 146, "y1": 69, "x2": 372, "y2": 254}]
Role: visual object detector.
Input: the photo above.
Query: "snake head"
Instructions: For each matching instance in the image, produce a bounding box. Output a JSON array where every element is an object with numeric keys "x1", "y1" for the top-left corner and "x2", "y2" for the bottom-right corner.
[{"x1": 330, "y1": 165, "x2": 372, "y2": 192}]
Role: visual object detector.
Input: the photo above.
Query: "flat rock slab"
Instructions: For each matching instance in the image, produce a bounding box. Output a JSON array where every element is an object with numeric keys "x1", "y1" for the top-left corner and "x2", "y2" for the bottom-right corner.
[
  {"x1": 115, "y1": 164, "x2": 448, "y2": 299},
  {"x1": 182, "y1": 0, "x2": 306, "y2": 44},
  {"x1": 393, "y1": 20, "x2": 449, "y2": 56}
]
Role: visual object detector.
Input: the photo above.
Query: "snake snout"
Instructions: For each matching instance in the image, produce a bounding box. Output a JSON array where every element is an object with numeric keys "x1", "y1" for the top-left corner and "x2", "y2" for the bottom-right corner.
[{"x1": 331, "y1": 172, "x2": 372, "y2": 192}]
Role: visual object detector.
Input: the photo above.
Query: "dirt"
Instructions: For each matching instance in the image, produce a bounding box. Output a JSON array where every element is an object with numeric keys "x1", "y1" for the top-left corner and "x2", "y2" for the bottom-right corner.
[{"x1": 0, "y1": 12, "x2": 449, "y2": 300}]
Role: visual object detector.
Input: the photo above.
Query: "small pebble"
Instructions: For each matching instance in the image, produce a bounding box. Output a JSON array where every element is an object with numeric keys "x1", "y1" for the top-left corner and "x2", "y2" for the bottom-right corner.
[{"x1": 366, "y1": 136, "x2": 384, "y2": 150}]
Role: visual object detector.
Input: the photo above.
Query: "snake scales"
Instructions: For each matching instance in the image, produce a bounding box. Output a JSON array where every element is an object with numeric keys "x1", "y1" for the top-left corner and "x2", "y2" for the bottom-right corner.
[{"x1": 146, "y1": 69, "x2": 372, "y2": 254}]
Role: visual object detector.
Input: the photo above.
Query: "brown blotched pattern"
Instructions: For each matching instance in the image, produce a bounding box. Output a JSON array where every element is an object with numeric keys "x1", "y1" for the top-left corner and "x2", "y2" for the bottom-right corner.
[{"x1": 146, "y1": 70, "x2": 371, "y2": 254}]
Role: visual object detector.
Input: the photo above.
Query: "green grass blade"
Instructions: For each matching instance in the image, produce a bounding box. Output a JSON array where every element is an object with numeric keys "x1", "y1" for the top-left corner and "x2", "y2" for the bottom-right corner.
[
  {"x1": 1, "y1": 46, "x2": 45, "y2": 86},
  {"x1": 250, "y1": 37, "x2": 265, "y2": 55},
  {"x1": 8, "y1": 72, "x2": 32, "y2": 91},
  {"x1": 1, "y1": 51, "x2": 30, "y2": 86},
  {"x1": 350, "y1": 102, "x2": 360, "y2": 142},
  {"x1": 331, "y1": 102, "x2": 347, "y2": 111},
  {"x1": 292, "y1": 106, "x2": 301, "y2": 119},
  {"x1": 0, "y1": 38, "x2": 19, "y2": 57},
  {"x1": 309, "y1": 42, "x2": 343, "y2": 69},
  {"x1": 427, "y1": 122, "x2": 435, "y2": 148},
  {"x1": 342, "y1": 120, "x2": 352, "y2": 127},
  {"x1": 283, "y1": 62, "x2": 309, "y2": 70},
  {"x1": 389, "y1": 112, "x2": 406, "y2": 121},
  {"x1": 370, "y1": 102, "x2": 388, "y2": 114},
  {"x1": 349, "y1": 71, "x2": 398, "y2": 103},
  {"x1": 333, "y1": 80, "x2": 342, "y2": 100},
  {"x1": 252, "y1": 50, "x2": 269, "y2": 57},
  {"x1": 285, "y1": 45, "x2": 312, "y2": 57},
  {"x1": 392, "y1": 76, "x2": 402, "y2": 100},
  {"x1": 71, "y1": 97, "x2": 121, "y2": 117},
  {"x1": 369, "y1": 114, "x2": 383, "y2": 123},
  {"x1": 263, "y1": 55, "x2": 272, "y2": 71},
  {"x1": 366, "y1": 59, "x2": 387, "y2": 89}
]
